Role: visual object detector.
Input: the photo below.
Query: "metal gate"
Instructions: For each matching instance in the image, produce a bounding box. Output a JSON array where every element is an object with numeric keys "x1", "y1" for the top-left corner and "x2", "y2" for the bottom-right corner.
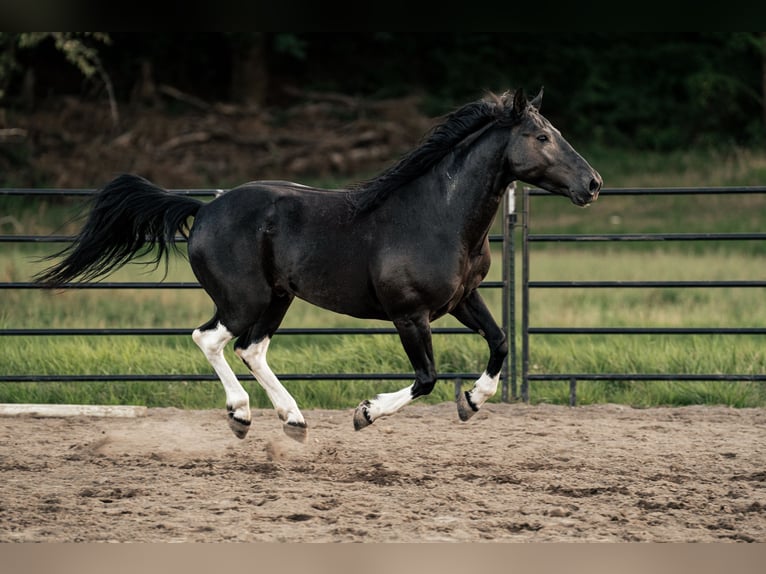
[{"x1": 520, "y1": 185, "x2": 766, "y2": 404}]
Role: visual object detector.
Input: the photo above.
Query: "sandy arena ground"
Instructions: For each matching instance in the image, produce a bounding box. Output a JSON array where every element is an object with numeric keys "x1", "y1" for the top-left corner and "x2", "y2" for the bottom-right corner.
[{"x1": 1, "y1": 402, "x2": 764, "y2": 542}]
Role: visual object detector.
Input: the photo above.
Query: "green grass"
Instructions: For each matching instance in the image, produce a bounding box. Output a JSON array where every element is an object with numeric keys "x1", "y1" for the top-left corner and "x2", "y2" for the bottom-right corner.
[{"x1": 2, "y1": 145, "x2": 766, "y2": 409}]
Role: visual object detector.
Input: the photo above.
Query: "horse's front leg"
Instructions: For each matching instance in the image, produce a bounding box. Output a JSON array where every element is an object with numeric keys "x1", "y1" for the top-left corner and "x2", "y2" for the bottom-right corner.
[
  {"x1": 354, "y1": 314, "x2": 436, "y2": 430},
  {"x1": 450, "y1": 290, "x2": 508, "y2": 421}
]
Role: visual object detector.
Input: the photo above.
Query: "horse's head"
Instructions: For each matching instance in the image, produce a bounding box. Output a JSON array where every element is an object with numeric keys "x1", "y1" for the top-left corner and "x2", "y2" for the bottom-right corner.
[{"x1": 504, "y1": 88, "x2": 602, "y2": 207}]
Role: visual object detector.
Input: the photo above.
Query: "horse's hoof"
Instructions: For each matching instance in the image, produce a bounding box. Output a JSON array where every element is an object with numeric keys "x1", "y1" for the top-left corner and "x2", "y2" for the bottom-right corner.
[
  {"x1": 228, "y1": 412, "x2": 252, "y2": 439},
  {"x1": 283, "y1": 420, "x2": 308, "y2": 443},
  {"x1": 353, "y1": 400, "x2": 373, "y2": 431},
  {"x1": 456, "y1": 390, "x2": 479, "y2": 422}
]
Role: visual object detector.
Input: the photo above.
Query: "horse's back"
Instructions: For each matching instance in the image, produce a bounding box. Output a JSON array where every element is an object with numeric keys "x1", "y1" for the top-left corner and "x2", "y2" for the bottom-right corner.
[
  {"x1": 236, "y1": 180, "x2": 344, "y2": 193},
  {"x1": 193, "y1": 180, "x2": 341, "y2": 229}
]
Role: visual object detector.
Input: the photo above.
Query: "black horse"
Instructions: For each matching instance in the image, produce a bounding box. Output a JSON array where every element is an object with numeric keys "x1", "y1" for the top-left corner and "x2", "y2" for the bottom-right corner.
[{"x1": 36, "y1": 89, "x2": 601, "y2": 442}]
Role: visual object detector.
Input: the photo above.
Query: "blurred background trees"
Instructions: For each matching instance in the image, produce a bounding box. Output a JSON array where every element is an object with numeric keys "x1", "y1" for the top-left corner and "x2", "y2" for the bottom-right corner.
[
  {"x1": 1, "y1": 32, "x2": 763, "y2": 151},
  {"x1": 1, "y1": 33, "x2": 765, "y2": 188}
]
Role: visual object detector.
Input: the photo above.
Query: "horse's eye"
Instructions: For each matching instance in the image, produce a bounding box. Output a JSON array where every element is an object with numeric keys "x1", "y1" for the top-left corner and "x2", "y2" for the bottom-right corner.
[{"x1": 537, "y1": 134, "x2": 549, "y2": 142}]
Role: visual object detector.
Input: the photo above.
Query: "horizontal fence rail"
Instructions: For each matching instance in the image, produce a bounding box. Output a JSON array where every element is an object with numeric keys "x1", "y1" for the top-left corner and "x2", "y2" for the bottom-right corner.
[
  {"x1": 0, "y1": 373, "x2": 484, "y2": 383},
  {"x1": 0, "y1": 185, "x2": 518, "y2": 396},
  {"x1": 526, "y1": 373, "x2": 766, "y2": 381},
  {"x1": 530, "y1": 281, "x2": 766, "y2": 288},
  {"x1": 528, "y1": 232, "x2": 766, "y2": 242},
  {"x1": 0, "y1": 280, "x2": 505, "y2": 289},
  {"x1": 527, "y1": 327, "x2": 766, "y2": 335},
  {"x1": 521, "y1": 186, "x2": 766, "y2": 403},
  {"x1": 0, "y1": 327, "x2": 481, "y2": 337}
]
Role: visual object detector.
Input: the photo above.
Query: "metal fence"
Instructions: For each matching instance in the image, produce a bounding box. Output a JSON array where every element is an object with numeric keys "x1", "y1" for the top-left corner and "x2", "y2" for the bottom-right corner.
[
  {"x1": 520, "y1": 185, "x2": 766, "y2": 404},
  {"x1": 4, "y1": 184, "x2": 766, "y2": 404},
  {"x1": 0, "y1": 185, "x2": 519, "y2": 399}
]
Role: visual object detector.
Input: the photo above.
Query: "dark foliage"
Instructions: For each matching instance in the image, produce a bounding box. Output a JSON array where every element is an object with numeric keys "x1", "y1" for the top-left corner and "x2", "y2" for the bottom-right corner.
[{"x1": 3, "y1": 33, "x2": 765, "y2": 151}]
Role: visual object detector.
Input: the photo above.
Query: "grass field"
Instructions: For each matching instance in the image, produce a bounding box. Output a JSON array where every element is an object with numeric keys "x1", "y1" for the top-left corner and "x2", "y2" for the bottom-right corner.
[{"x1": 2, "y1": 146, "x2": 766, "y2": 408}]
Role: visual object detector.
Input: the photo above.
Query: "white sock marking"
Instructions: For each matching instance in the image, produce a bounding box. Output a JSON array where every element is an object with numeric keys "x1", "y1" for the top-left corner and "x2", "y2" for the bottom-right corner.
[
  {"x1": 236, "y1": 338, "x2": 305, "y2": 426},
  {"x1": 466, "y1": 371, "x2": 500, "y2": 410},
  {"x1": 365, "y1": 385, "x2": 416, "y2": 422},
  {"x1": 192, "y1": 323, "x2": 250, "y2": 420}
]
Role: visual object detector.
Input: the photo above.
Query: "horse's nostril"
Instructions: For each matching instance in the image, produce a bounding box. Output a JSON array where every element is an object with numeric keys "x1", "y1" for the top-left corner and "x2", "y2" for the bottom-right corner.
[{"x1": 589, "y1": 178, "x2": 601, "y2": 194}]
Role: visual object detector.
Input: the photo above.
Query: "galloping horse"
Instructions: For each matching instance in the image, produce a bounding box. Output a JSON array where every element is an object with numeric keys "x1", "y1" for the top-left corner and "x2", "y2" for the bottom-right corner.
[{"x1": 36, "y1": 89, "x2": 601, "y2": 442}]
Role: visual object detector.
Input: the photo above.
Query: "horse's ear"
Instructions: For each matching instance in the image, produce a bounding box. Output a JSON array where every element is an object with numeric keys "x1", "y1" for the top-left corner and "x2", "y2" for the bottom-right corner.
[
  {"x1": 530, "y1": 86, "x2": 544, "y2": 110},
  {"x1": 513, "y1": 88, "x2": 527, "y2": 114}
]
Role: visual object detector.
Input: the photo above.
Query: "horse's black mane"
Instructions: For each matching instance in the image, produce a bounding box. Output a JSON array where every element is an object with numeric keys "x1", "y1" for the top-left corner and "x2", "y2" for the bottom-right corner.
[{"x1": 348, "y1": 91, "x2": 518, "y2": 212}]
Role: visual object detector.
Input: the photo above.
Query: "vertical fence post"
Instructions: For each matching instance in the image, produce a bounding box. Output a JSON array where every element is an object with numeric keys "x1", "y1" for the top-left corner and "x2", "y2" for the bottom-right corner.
[
  {"x1": 521, "y1": 185, "x2": 530, "y2": 403},
  {"x1": 502, "y1": 182, "x2": 517, "y2": 402},
  {"x1": 569, "y1": 378, "x2": 577, "y2": 407}
]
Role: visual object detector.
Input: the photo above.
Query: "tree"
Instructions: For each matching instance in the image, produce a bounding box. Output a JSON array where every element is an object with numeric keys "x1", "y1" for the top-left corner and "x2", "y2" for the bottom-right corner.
[{"x1": 0, "y1": 33, "x2": 118, "y2": 127}]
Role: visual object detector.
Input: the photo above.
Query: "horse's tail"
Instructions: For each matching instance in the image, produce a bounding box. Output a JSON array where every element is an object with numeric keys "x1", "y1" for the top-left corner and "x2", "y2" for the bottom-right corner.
[{"x1": 34, "y1": 174, "x2": 204, "y2": 287}]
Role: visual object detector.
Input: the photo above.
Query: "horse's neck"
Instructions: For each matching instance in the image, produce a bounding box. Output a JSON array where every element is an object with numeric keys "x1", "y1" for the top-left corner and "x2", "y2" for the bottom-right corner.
[{"x1": 436, "y1": 130, "x2": 509, "y2": 243}]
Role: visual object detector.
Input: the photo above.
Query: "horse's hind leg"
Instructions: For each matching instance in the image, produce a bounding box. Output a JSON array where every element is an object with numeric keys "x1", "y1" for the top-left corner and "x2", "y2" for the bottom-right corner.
[
  {"x1": 192, "y1": 317, "x2": 252, "y2": 439},
  {"x1": 234, "y1": 294, "x2": 308, "y2": 443}
]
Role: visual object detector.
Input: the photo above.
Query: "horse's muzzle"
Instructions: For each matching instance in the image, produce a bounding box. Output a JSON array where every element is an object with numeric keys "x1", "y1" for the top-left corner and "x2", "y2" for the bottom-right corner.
[
  {"x1": 573, "y1": 175, "x2": 602, "y2": 207},
  {"x1": 589, "y1": 173, "x2": 603, "y2": 200}
]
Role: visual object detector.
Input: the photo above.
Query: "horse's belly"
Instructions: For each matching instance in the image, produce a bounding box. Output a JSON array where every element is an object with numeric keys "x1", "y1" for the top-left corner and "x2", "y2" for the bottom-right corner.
[
  {"x1": 295, "y1": 290, "x2": 388, "y2": 321},
  {"x1": 281, "y1": 266, "x2": 388, "y2": 321}
]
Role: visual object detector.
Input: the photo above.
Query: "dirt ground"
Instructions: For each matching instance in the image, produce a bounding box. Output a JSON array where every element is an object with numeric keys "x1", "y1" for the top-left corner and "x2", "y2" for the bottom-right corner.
[{"x1": 1, "y1": 401, "x2": 765, "y2": 542}]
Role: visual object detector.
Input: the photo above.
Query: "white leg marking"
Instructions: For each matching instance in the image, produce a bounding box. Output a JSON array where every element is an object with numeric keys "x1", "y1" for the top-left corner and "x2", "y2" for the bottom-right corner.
[
  {"x1": 192, "y1": 323, "x2": 251, "y2": 437},
  {"x1": 467, "y1": 371, "x2": 500, "y2": 409},
  {"x1": 236, "y1": 338, "x2": 306, "y2": 430},
  {"x1": 365, "y1": 385, "x2": 416, "y2": 422},
  {"x1": 355, "y1": 384, "x2": 418, "y2": 429}
]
